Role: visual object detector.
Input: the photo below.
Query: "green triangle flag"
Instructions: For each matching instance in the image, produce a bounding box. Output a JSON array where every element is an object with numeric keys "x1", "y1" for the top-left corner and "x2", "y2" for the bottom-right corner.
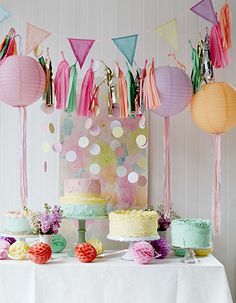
[
  {"x1": 112, "y1": 34, "x2": 138, "y2": 66},
  {"x1": 155, "y1": 19, "x2": 179, "y2": 50}
]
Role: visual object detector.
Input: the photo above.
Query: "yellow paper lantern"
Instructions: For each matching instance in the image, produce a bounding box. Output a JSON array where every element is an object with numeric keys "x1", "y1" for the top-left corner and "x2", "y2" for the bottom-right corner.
[{"x1": 190, "y1": 82, "x2": 236, "y2": 134}]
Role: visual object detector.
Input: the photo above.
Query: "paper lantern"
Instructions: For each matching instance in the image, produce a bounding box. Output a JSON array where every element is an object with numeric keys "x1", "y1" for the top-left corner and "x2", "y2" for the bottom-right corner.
[
  {"x1": 190, "y1": 82, "x2": 236, "y2": 235},
  {"x1": 0, "y1": 55, "x2": 45, "y2": 107},
  {"x1": 52, "y1": 234, "x2": 67, "y2": 253},
  {"x1": 153, "y1": 66, "x2": 193, "y2": 117},
  {"x1": 191, "y1": 82, "x2": 236, "y2": 134},
  {"x1": 28, "y1": 242, "x2": 52, "y2": 264}
]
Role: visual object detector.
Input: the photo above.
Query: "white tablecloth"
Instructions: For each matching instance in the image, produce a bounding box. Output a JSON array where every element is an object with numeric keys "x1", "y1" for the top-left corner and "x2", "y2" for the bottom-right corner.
[{"x1": 0, "y1": 252, "x2": 232, "y2": 303}]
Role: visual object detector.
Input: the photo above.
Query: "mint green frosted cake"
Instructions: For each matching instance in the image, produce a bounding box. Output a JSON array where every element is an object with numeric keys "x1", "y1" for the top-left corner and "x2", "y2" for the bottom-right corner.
[{"x1": 171, "y1": 218, "x2": 212, "y2": 248}]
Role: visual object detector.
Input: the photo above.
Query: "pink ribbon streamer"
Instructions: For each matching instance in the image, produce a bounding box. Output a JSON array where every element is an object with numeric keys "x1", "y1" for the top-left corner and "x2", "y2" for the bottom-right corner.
[
  {"x1": 163, "y1": 117, "x2": 171, "y2": 218},
  {"x1": 213, "y1": 134, "x2": 221, "y2": 235},
  {"x1": 19, "y1": 107, "x2": 28, "y2": 208}
]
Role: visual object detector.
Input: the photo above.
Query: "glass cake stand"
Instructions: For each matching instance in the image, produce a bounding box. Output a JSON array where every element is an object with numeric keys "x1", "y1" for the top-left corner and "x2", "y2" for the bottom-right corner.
[
  {"x1": 172, "y1": 245, "x2": 212, "y2": 264},
  {"x1": 63, "y1": 216, "x2": 108, "y2": 256},
  {"x1": 107, "y1": 234, "x2": 160, "y2": 261}
]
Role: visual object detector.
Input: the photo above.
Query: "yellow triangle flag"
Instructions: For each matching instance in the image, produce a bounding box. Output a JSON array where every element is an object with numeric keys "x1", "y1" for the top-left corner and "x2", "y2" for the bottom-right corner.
[
  {"x1": 155, "y1": 19, "x2": 178, "y2": 50},
  {"x1": 25, "y1": 23, "x2": 51, "y2": 54}
]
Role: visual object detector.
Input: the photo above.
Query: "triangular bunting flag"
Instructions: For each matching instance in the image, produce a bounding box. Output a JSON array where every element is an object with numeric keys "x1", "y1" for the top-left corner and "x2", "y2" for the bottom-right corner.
[
  {"x1": 155, "y1": 19, "x2": 179, "y2": 50},
  {"x1": 25, "y1": 23, "x2": 51, "y2": 54},
  {"x1": 0, "y1": 5, "x2": 11, "y2": 23},
  {"x1": 68, "y1": 38, "x2": 95, "y2": 69},
  {"x1": 112, "y1": 34, "x2": 138, "y2": 66},
  {"x1": 190, "y1": 0, "x2": 217, "y2": 24}
]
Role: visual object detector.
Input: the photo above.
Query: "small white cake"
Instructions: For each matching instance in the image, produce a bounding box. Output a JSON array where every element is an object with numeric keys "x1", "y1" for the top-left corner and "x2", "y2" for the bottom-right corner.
[{"x1": 4, "y1": 210, "x2": 32, "y2": 235}]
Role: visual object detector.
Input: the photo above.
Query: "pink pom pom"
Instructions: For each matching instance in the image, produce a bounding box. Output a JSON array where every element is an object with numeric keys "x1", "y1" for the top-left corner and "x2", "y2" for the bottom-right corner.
[
  {"x1": 0, "y1": 249, "x2": 8, "y2": 260},
  {"x1": 132, "y1": 241, "x2": 154, "y2": 264}
]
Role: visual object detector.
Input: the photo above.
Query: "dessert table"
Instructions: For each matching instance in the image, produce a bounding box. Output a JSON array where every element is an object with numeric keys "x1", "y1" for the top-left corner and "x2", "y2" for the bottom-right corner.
[{"x1": 0, "y1": 252, "x2": 232, "y2": 303}]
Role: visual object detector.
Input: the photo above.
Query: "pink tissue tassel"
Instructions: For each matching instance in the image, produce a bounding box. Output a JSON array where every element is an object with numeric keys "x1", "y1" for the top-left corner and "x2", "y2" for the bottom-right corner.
[
  {"x1": 19, "y1": 107, "x2": 28, "y2": 208},
  {"x1": 163, "y1": 117, "x2": 171, "y2": 218},
  {"x1": 213, "y1": 134, "x2": 221, "y2": 236}
]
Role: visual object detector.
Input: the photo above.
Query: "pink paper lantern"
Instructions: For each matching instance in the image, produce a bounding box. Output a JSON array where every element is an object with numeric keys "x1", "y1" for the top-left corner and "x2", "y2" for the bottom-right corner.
[
  {"x1": 153, "y1": 66, "x2": 193, "y2": 117},
  {"x1": 0, "y1": 55, "x2": 45, "y2": 107}
]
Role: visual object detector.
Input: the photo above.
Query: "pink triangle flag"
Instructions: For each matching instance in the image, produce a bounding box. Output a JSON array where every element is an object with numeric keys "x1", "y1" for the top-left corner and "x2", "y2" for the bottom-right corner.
[
  {"x1": 190, "y1": 0, "x2": 217, "y2": 24},
  {"x1": 68, "y1": 38, "x2": 95, "y2": 69},
  {"x1": 25, "y1": 23, "x2": 51, "y2": 54}
]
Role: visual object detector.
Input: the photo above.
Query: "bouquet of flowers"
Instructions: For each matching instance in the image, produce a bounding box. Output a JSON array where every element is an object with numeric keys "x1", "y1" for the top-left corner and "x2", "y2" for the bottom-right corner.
[
  {"x1": 156, "y1": 204, "x2": 180, "y2": 231},
  {"x1": 25, "y1": 204, "x2": 63, "y2": 235}
]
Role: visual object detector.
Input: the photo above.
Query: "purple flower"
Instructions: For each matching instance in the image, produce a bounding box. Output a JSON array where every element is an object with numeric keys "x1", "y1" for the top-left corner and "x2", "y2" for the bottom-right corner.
[
  {"x1": 158, "y1": 214, "x2": 171, "y2": 231},
  {"x1": 39, "y1": 205, "x2": 63, "y2": 235}
]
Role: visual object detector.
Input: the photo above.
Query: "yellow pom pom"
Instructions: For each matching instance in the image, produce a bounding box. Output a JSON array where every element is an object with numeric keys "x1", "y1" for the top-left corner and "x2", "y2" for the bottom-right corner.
[
  {"x1": 87, "y1": 238, "x2": 104, "y2": 255},
  {"x1": 9, "y1": 240, "x2": 30, "y2": 260},
  {"x1": 194, "y1": 247, "x2": 213, "y2": 257}
]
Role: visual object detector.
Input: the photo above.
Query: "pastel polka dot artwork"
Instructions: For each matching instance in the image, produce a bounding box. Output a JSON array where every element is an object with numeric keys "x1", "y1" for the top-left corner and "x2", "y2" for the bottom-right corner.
[
  {"x1": 116, "y1": 166, "x2": 127, "y2": 177},
  {"x1": 89, "y1": 125, "x2": 101, "y2": 136},
  {"x1": 89, "y1": 163, "x2": 101, "y2": 175},
  {"x1": 112, "y1": 126, "x2": 123, "y2": 138},
  {"x1": 110, "y1": 140, "x2": 121, "y2": 150},
  {"x1": 110, "y1": 120, "x2": 121, "y2": 129},
  {"x1": 128, "y1": 172, "x2": 139, "y2": 183},
  {"x1": 60, "y1": 84, "x2": 148, "y2": 216},
  {"x1": 89, "y1": 144, "x2": 101, "y2": 155},
  {"x1": 65, "y1": 151, "x2": 77, "y2": 162},
  {"x1": 85, "y1": 118, "x2": 93, "y2": 130},
  {"x1": 78, "y1": 136, "x2": 89, "y2": 148}
]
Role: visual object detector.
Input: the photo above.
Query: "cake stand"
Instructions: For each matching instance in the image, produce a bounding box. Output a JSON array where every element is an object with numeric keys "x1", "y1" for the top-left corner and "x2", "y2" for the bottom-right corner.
[
  {"x1": 172, "y1": 245, "x2": 212, "y2": 264},
  {"x1": 107, "y1": 234, "x2": 160, "y2": 260},
  {"x1": 63, "y1": 216, "x2": 108, "y2": 256}
]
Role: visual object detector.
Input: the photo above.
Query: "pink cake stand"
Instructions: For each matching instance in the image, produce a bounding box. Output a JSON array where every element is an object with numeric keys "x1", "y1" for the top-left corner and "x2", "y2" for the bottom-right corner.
[{"x1": 107, "y1": 234, "x2": 160, "y2": 261}]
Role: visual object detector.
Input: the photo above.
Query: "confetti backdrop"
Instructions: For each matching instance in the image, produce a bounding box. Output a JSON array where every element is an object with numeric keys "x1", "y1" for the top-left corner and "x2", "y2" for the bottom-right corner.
[{"x1": 59, "y1": 87, "x2": 148, "y2": 210}]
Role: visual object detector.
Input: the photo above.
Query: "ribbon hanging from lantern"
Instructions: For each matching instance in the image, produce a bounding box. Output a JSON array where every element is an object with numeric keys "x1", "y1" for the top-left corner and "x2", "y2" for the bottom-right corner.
[
  {"x1": 163, "y1": 117, "x2": 171, "y2": 218},
  {"x1": 19, "y1": 107, "x2": 28, "y2": 208},
  {"x1": 213, "y1": 134, "x2": 221, "y2": 235}
]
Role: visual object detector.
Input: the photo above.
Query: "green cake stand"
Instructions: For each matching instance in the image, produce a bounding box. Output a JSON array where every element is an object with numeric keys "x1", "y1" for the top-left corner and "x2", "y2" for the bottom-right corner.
[{"x1": 63, "y1": 216, "x2": 108, "y2": 256}]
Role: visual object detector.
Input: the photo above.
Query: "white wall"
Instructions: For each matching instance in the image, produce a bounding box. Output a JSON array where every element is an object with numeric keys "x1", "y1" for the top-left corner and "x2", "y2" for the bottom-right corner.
[{"x1": 0, "y1": 0, "x2": 235, "y2": 300}]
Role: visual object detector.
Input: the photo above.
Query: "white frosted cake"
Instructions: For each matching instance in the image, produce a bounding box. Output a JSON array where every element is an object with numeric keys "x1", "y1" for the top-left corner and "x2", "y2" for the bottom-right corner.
[
  {"x1": 171, "y1": 218, "x2": 212, "y2": 248},
  {"x1": 109, "y1": 209, "x2": 158, "y2": 237},
  {"x1": 59, "y1": 178, "x2": 107, "y2": 218},
  {"x1": 4, "y1": 210, "x2": 32, "y2": 235}
]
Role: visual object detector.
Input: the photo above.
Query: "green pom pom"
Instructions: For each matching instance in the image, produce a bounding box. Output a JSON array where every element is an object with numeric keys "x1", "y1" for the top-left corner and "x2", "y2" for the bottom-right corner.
[
  {"x1": 52, "y1": 234, "x2": 66, "y2": 253},
  {"x1": 174, "y1": 248, "x2": 186, "y2": 257}
]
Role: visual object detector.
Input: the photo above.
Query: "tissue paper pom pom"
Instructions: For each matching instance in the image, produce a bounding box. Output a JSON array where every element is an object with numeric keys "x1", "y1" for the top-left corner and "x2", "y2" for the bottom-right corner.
[
  {"x1": 87, "y1": 238, "x2": 104, "y2": 255},
  {"x1": 52, "y1": 234, "x2": 67, "y2": 253},
  {"x1": 0, "y1": 239, "x2": 10, "y2": 251},
  {"x1": 8, "y1": 240, "x2": 30, "y2": 260},
  {"x1": 0, "y1": 249, "x2": 8, "y2": 260},
  {"x1": 150, "y1": 238, "x2": 169, "y2": 259},
  {"x1": 74, "y1": 243, "x2": 97, "y2": 263},
  {"x1": 28, "y1": 242, "x2": 52, "y2": 264},
  {"x1": 194, "y1": 248, "x2": 213, "y2": 257},
  {"x1": 174, "y1": 248, "x2": 186, "y2": 257},
  {"x1": 0, "y1": 236, "x2": 16, "y2": 245},
  {"x1": 132, "y1": 241, "x2": 154, "y2": 264}
]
